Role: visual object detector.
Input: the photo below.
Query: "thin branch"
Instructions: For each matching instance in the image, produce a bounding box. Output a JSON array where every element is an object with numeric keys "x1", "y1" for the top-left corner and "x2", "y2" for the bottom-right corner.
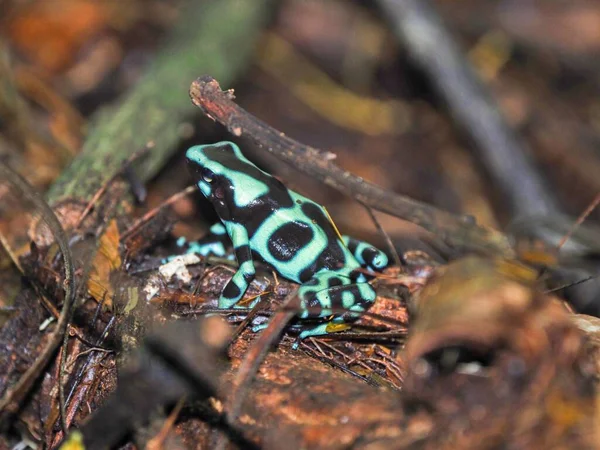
[
  {"x1": 215, "y1": 289, "x2": 300, "y2": 450},
  {"x1": 544, "y1": 276, "x2": 595, "y2": 294},
  {"x1": 0, "y1": 229, "x2": 23, "y2": 274},
  {"x1": 75, "y1": 143, "x2": 152, "y2": 228},
  {"x1": 121, "y1": 185, "x2": 196, "y2": 241},
  {"x1": 146, "y1": 396, "x2": 186, "y2": 450},
  {"x1": 361, "y1": 202, "x2": 403, "y2": 267},
  {"x1": 557, "y1": 192, "x2": 600, "y2": 252},
  {"x1": 0, "y1": 163, "x2": 75, "y2": 429},
  {"x1": 376, "y1": 0, "x2": 560, "y2": 218},
  {"x1": 189, "y1": 76, "x2": 513, "y2": 258}
]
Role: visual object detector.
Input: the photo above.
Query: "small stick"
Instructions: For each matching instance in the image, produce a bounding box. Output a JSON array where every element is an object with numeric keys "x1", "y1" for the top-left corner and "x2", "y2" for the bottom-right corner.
[
  {"x1": 300, "y1": 341, "x2": 379, "y2": 387},
  {"x1": 64, "y1": 316, "x2": 116, "y2": 411},
  {"x1": 361, "y1": 202, "x2": 402, "y2": 267},
  {"x1": 215, "y1": 289, "x2": 300, "y2": 450},
  {"x1": 75, "y1": 143, "x2": 152, "y2": 229},
  {"x1": 66, "y1": 347, "x2": 114, "y2": 369},
  {"x1": 146, "y1": 396, "x2": 187, "y2": 450},
  {"x1": 189, "y1": 76, "x2": 512, "y2": 258},
  {"x1": 121, "y1": 185, "x2": 196, "y2": 240},
  {"x1": 229, "y1": 295, "x2": 269, "y2": 343},
  {"x1": 312, "y1": 338, "x2": 374, "y2": 375},
  {"x1": 195, "y1": 300, "x2": 408, "y2": 328},
  {"x1": 0, "y1": 230, "x2": 24, "y2": 274},
  {"x1": 57, "y1": 185, "x2": 123, "y2": 433},
  {"x1": 557, "y1": 192, "x2": 600, "y2": 252},
  {"x1": 376, "y1": 0, "x2": 559, "y2": 218},
  {"x1": 545, "y1": 277, "x2": 595, "y2": 294},
  {"x1": 0, "y1": 163, "x2": 75, "y2": 433}
]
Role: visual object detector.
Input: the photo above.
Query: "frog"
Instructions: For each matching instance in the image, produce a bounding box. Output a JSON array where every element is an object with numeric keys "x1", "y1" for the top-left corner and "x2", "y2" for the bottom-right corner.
[{"x1": 185, "y1": 140, "x2": 388, "y2": 340}]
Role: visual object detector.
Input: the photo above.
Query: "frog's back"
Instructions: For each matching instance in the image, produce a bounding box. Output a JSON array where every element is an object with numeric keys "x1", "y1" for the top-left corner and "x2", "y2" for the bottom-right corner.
[{"x1": 250, "y1": 190, "x2": 359, "y2": 283}]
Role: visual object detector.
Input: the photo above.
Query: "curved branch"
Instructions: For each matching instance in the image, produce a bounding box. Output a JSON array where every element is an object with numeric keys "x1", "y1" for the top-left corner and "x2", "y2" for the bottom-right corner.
[
  {"x1": 189, "y1": 76, "x2": 513, "y2": 258},
  {"x1": 0, "y1": 164, "x2": 75, "y2": 422}
]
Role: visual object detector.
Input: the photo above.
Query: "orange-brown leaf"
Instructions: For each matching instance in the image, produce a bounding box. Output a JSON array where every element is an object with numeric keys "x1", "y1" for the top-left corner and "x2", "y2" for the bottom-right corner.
[{"x1": 87, "y1": 220, "x2": 121, "y2": 307}]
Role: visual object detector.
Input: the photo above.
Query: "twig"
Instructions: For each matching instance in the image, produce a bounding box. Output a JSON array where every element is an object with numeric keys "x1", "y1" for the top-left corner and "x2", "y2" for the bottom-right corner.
[
  {"x1": 0, "y1": 230, "x2": 23, "y2": 274},
  {"x1": 0, "y1": 163, "x2": 75, "y2": 431},
  {"x1": 311, "y1": 338, "x2": 374, "y2": 375},
  {"x1": 544, "y1": 276, "x2": 595, "y2": 294},
  {"x1": 557, "y1": 192, "x2": 600, "y2": 252},
  {"x1": 189, "y1": 76, "x2": 513, "y2": 258},
  {"x1": 64, "y1": 316, "x2": 116, "y2": 414},
  {"x1": 67, "y1": 347, "x2": 114, "y2": 369},
  {"x1": 375, "y1": 0, "x2": 559, "y2": 218},
  {"x1": 229, "y1": 296, "x2": 268, "y2": 344},
  {"x1": 75, "y1": 143, "x2": 152, "y2": 229},
  {"x1": 316, "y1": 330, "x2": 406, "y2": 344},
  {"x1": 215, "y1": 289, "x2": 300, "y2": 450},
  {"x1": 146, "y1": 396, "x2": 187, "y2": 450},
  {"x1": 121, "y1": 185, "x2": 196, "y2": 240},
  {"x1": 361, "y1": 202, "x2": 402, "y2": 267},
  {"x1": 299, "y1": 341, "x2": 379, "y2": 387}
]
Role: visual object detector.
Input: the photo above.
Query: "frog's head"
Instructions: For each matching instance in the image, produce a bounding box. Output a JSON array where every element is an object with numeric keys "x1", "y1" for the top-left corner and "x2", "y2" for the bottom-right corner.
[{"x1": 186, "y1": 141, "x2": 265, "y2": 219}]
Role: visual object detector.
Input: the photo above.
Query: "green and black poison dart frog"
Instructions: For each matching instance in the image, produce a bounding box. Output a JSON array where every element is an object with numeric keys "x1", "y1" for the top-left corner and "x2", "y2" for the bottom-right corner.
[{"x1": 185, "y1": 141, "x2": 388, "y2": 340}]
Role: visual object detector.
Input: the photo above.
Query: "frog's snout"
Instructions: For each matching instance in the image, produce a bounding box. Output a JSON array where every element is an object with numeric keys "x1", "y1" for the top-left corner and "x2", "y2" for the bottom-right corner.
[
  {"x1": 185, "y1": 146, "x2": 205, "y2": 166},
  {"x1": 185, "y1": 155, "x2": 203, "y2": 182}
]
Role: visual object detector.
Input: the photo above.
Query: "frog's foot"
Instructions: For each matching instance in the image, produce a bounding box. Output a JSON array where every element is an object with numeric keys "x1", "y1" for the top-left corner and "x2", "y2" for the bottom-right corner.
[
  {"x1": 291, "y1": 320, "x2": 352, "y2": 349},
  {"x1": 342, "y1": 236, "x2": 389, "y2": 272},
  {"x1": 251, "y1": 321, "x2": 269, "y2": 333},
  {"x1": 252, "y1": 320, "x2": 344, "y2": 346},
  {"x1": 298, "y1": 274, "x2": 377, "y2": 321},
  {"x1": 218, "y1": 259, "x2": 256, "y2": 308},
  {"x1": 292, "y1": 323, "x2": 331, "y2": 349}
]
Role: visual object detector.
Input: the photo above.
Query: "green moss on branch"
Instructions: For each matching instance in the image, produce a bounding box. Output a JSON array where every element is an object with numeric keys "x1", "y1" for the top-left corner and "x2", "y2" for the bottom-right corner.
[{"x1": 48, "y1": 0, "x2": 273, "y2": 204}]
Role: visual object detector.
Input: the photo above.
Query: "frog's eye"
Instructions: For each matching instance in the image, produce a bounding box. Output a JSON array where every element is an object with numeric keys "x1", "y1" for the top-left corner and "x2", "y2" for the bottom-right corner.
[{"x1": 201, "y1": 168, "x2": 215, "y2": 183}]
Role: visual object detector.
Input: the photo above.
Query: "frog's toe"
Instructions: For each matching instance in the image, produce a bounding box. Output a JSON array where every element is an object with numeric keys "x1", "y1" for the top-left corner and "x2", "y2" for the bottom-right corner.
[
  {"x1": 251, "y1": 322, "x2": 269, "y2": 333},
  {"x1": 362, "y1": 249, "x2": 388, "y2": 271},
  {"x1": 297, "y1": 322, "x2": 333, "y2": 340},
  {"x1": 372, "y1": 253, "x2": 389, "y2": 270},
  {"x1": 291, "y1": 338, "x2": 301, "y2": 350}
]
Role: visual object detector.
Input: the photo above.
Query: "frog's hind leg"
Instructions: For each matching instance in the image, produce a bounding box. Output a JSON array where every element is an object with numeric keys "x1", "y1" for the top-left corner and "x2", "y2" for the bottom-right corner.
[
  {"x1": 295, "y1": 272, "x2": 377, "y2": 342},
  {"x1": 342, "y1": 236, "x2": 388, "y2": 272}
]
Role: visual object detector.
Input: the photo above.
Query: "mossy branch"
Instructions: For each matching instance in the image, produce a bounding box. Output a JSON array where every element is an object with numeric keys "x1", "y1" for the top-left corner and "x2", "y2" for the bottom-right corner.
[{"x1": 48, "y1": 0, "x2": 274, "y2": 205}]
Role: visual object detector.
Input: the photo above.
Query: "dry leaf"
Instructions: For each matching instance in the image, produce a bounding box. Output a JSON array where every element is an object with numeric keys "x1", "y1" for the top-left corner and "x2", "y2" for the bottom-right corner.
[{"x1": 87, "y1": 219, "x2": 121, "y2": 308}]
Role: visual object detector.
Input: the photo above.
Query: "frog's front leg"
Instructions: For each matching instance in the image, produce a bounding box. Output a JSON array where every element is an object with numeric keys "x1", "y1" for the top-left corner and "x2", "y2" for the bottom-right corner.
[
  {"x1": 219, "y1": 223, "x2": 256, "y2": 309},
  {"x1": 342, "y1": 236, "x2": 389, "y2": 272},
  {"x1": 295, "y1": 272, "x2": 377, "y2": 341}
]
